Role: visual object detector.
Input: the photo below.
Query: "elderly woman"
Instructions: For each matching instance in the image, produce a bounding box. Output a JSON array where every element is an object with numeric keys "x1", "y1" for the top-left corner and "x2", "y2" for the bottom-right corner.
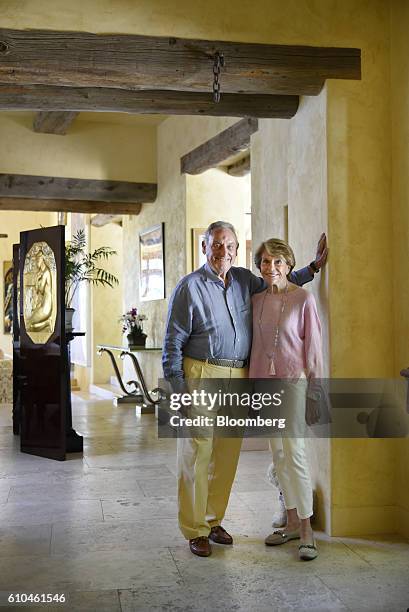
[{"x1": 249, "y1": 238, "x2": 322, "y2": 561}]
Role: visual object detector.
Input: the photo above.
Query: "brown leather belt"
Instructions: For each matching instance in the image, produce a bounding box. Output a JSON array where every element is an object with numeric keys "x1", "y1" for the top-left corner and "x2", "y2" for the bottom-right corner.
[{"x1": 196, "y1": 357, "x2": 248, "y2": 368}]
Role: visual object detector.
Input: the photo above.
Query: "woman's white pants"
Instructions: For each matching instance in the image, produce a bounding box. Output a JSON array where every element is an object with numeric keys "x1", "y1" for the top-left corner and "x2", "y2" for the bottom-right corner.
[{"x1": 269, "y1": 379, "x2": 313, "y2": 520}]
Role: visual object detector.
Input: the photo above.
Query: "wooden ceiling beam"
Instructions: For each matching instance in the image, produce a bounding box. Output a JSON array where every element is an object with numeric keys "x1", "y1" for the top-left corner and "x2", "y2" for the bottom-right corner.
[
  {"x1": 33, "y1": 111, "x2": 79, "y2": 134},
  {"x1": 91, "y1": 214, "x2": 124, "y2": 227},
  {"x1": 0, "y1": 84, "x2": 299, "y2": 118},
  {"x1": 0, "y1": 173, "x2": 157, "y2": 203},
  {"x1": 226, "y1": 155, "x2": 251, "y2": 177},
  {"x1": 0, "y1": 28, "x2": 361, "y2": 96},
  {"x1": 0, "y1": 198, "x2": 142, "y2": 215},
  {"x1": 181, "y1": 118, "x2": 257, "y2": 175}
]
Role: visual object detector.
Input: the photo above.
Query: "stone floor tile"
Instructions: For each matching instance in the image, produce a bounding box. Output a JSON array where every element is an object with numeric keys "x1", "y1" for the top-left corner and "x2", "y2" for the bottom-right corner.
[
  {"x1": 169, "y1": 529, "x2": 373, "y2": 584},
  {"x1": 236, "y1": 450, "x2": 271, "y2": 466},
  {"x1": 0, "y1": 432, "x2": 19, "y2": 449},
  {"x1": 0, "y1": 481, "x2": 11, "y2": 503},
  {"x1": 339, "y1": 535, "x2": 409, "y2": 569},
  {"x1": 84, "y1": 451, "x2": 174, "y2": 468},
  {"x1": 118, "y1": 583, "x2": 281, "y2": 612},
  {"x1": 0, "y1": 549, "x2": 180, "y2": 591},
  {"x1": 234, "y1": 489, "x2": 278, "y2": 514},
  {"x1": 320, "y1": 569, "x2": 409, "y2": 611},
  {"x1": 0, "y1": 590, "x2": 121, "y2": 612},
  {"x1": 7, "y1": 476, "x2": 146, "y2": 502},
  {"x1": 0, "y1": 524, "x2": 51, "y2": 557},
  {"x1": 101, "y1": 496, "x2": 178, "y2": 521},
  {"x1": 63, "y1": 589, "x2": 122, "y2": 611},
  {"x1": 51, "y1": 518, "x2": 181, "y2": 554},
  {"x1": 0, "y1": 499, "x2": 103, "y2": 526},
  {"x1": 137, "y1": 476, "x2": 176, "y2": 497},
  {"x1": 231, "y1": 474, "x2": 272, "y2": 493},
  {"x1": 168, "y1": 542, "x2": 293, "y2": 583},
  {"x1": 0, "y1": 456, "x2": 88, "y2": 479},
  {"x1": 119, "y1": 569, "x2": 349, "y2": 611},
  {"x1": 0, "y1": 464, "x2": 93, "y2": 487}
]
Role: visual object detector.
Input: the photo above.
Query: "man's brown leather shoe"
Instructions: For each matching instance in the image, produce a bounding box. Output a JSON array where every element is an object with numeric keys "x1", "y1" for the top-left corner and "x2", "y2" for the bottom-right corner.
[
  {"x1": 189, "y1": 536, "x2": 212, "y2": 557},
  {"x1": 209, "y1": 525, "x2": 233, "y2": 545}
]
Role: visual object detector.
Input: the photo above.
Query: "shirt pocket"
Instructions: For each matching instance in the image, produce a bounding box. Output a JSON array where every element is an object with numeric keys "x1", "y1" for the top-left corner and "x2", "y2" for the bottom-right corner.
[{"x1": 237, "y1": 298, "x2": 251, "y2": 316}]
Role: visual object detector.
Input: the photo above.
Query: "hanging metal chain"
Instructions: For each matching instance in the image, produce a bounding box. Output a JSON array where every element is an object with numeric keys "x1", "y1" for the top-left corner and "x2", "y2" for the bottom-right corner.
[{"x1": 213, "y1": 51, "x2": 225, "y2": 103}]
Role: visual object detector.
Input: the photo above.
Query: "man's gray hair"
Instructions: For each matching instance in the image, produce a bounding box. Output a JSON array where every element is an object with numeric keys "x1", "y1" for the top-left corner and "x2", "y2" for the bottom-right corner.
[{"x1": 204, "y1": 221, "x2": 239, "y2": 246}]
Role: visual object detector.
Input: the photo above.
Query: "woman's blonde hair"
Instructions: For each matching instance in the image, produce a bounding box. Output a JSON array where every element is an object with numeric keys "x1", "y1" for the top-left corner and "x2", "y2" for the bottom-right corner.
[{"x1": 254, "y1": 238, "x2": 296, "y2": 273}]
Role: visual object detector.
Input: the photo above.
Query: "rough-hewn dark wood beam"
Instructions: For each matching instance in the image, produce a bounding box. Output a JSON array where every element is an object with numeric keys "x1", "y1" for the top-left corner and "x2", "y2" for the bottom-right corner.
[
  {"x1": 33, "y1": 111, "x2": 79, "y2": 134},
  {"x1": 0, "y1": 198, "x2": 142, "y2": 215},
  {"x1": 91, "y1": 214, "x2": 125, "y2": 227},
  {"x1": 0, "y1": 84, "x2": 299, "y2": 118},
  {"x1": 181, "y1": 118, "x2": 258, "y2": 175},
  {"x1": 226, "y1": 155, "x2": 251, "y2": 177},
  {"x1": 0, "y1": 174, "x2": 157, "y2": 203},
  {"x1": 0, "y1": 28, "x2": 361, "y2": 96}
]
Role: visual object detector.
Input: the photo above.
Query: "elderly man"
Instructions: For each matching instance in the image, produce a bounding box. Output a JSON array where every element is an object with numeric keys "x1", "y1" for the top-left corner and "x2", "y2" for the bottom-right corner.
[{"x1": 162, "y1": 221, "x2": 327, "y2": 557}]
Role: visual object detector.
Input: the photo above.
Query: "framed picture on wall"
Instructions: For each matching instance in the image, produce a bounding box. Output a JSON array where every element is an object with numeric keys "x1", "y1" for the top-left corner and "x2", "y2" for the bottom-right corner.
[
  {"x1": 191, "y1": 228, "x2": 207, "y2": 270},
  {"x1": 3, "y1": 260, "x2": 13, "y2": 334},
  {"x1": 139, "y1": 223, "x2": 165, "y2": 301}
]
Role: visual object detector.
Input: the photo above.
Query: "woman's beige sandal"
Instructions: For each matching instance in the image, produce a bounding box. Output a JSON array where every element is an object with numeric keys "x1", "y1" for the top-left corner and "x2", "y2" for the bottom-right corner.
[
  {"x1": 265, "y1": 529, "x2": 300, "y2": 546},
  {"x1": 298, "y1": 540, "x2": 318, "y2": 560}
]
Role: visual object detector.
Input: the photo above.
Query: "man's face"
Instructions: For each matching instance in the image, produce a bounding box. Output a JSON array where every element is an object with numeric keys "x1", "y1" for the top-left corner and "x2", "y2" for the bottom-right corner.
[{"x1": 203, "y1": 228, "x2": 238, "y2": 278}]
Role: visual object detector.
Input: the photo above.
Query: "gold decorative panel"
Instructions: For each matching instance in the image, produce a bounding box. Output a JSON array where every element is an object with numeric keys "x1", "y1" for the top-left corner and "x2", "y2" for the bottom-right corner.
[{"x1": 23, "y1": 241, "x2": 57, "y2": 344}]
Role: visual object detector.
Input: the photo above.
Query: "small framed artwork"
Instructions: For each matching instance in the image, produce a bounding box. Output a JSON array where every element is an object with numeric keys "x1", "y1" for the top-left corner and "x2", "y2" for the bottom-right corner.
[
  {"x1": 191, "y1": 228, "x2": 207, "y2": 270},
  {"x1": 3, "y1": 260, "x2": 13, "y2": 334},
  {"x1": 139, "y1": 223, "x2": 165, "y2": 301}
]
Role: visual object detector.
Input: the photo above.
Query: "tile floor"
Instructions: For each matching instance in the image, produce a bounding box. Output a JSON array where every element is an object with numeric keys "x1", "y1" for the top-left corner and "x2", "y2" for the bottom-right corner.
[{"x1": 0, "y1": 394, "x2": 408, "y2": 611}]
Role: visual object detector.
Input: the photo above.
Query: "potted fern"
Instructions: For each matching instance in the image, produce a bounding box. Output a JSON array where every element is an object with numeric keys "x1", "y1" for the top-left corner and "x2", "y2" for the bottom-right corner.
[{"x1": 65, "y1": 229, "x2": 119, "y2": 331}]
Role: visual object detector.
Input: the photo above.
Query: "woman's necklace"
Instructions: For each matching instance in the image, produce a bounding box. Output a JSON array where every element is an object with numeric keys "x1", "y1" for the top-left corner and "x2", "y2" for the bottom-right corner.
[{"x1": 258, "y1": 283, "x2": 288, "y2": 375}]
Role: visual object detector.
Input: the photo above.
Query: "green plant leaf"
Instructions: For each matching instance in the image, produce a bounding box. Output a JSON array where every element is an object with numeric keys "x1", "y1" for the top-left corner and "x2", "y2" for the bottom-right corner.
[{"x1": 65, "y1": 230, "x2": 119, "y2": 307}]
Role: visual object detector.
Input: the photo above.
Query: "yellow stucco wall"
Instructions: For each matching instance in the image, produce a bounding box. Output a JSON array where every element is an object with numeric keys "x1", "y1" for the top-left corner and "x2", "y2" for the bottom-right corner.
[
  {"x1": 326, "y1": 1, "x2": 409, "y2": 537},
  {"x1": 391, "y1": 0, "x2": 409, "y2": 538},
  {"x1": 0, "y1": 113, "x2": 156, "y2": 182},
  {"x1": 323, "y1": 2, "x2": 396, "y2": 534},
  {"x1": 186, "y1": 170, "x2": 250, "y2": 272},
  {"x1": 0, "y1": 0, "x2": 393, "y2": 48},
  {"x1": 91, "y1": 222, "x2": 123, "y2": 385}
]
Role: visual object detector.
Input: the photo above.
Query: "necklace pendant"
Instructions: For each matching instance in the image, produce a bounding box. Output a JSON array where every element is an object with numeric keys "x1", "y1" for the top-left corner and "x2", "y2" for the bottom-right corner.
[{"x1": 269, "y1": 358, "x2": 276, "y2": 376}]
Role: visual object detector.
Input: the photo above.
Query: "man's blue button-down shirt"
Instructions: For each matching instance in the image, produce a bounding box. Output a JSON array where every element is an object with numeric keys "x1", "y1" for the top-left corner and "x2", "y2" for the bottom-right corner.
[{"x1": 162, "y1": 263, "x2": 313, "y2": 381}]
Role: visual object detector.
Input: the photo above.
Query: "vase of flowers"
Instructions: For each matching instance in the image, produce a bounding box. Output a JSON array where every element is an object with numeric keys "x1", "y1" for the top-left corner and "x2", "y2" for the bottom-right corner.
[{"x1": 119, "y1": 307, "x2": 147, "y2": 348}]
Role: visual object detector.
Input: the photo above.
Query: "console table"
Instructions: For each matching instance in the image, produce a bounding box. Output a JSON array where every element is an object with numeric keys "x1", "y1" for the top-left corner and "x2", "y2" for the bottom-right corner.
[{"x1": 97, "y1": 344, "x2": 164, "y2": 414}]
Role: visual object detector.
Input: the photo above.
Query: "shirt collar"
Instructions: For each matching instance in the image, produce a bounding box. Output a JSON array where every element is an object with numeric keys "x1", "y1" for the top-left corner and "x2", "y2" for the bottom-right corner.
[{"x1": 203, "y1": 262, "x2": 233, "y2": 285}]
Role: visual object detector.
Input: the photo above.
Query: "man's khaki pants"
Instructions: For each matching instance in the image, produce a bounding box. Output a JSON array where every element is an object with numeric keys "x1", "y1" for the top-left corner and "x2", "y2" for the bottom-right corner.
[{"x1": 177, "y1": 356, "x2": 248, "y2": 540}]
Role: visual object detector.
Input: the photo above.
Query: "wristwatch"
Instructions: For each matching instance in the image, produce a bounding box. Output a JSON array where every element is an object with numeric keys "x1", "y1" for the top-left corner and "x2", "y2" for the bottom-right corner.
[{"x1": 309, "y1": 261, "x2": 320, "y2": 274}]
